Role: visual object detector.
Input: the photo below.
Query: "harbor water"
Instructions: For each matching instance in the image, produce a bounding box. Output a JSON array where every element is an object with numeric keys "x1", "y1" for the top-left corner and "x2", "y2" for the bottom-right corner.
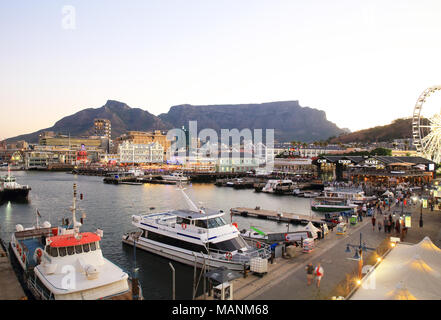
[{"x1": 0, "y1": 171, "x2": 322, "y2": 299}]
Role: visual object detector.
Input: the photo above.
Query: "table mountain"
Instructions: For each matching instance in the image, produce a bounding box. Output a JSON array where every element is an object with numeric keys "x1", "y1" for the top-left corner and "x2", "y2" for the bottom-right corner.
[
  {"x1": 7, "y1": 100, "x2": 344, "y2": 143},
  {"x1": 159, "y1": 101, "x2": 344, "y2": 142}
]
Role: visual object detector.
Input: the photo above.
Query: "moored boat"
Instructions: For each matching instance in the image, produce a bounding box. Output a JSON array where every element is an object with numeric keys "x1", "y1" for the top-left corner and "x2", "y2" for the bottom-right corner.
[
  {"x1": 122, "y1": 186, "x2": 271, "y2": 271},
  {"x1": 10, "y1": 184, "x2": 142, "y2": 300},
  {"x1": 0, "y1": 167, "x2": 31, "y2": 203}
]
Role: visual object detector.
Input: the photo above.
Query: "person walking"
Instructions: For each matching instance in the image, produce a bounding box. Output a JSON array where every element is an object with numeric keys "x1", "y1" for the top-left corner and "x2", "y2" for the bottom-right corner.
[
  {"x1": 371, "y1": 216, "x2": 376, "y2": 231},
  {"x1": 314, "y1": 263, "x2": 324, "y2": 288},
  {"x1": 378, "y1": 221, "x2": 382, "y2": 232},
  {"x1": 305, "y1": 263, "x2": 314, "y2": 286},
  {"x1": 383, "y1": 217, "x2": 388, "y2": 233}
]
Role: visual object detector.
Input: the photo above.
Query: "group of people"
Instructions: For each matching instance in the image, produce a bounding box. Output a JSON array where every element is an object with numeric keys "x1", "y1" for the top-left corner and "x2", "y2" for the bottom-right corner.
[{"x1": 305, "y1": 263, "x2": 324, "y2": 288}]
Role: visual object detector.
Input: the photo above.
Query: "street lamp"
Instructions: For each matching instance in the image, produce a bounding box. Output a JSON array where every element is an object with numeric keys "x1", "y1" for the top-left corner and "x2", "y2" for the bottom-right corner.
[{"x1": 345, "y1": 233, "x2": 376, "y2": 279}]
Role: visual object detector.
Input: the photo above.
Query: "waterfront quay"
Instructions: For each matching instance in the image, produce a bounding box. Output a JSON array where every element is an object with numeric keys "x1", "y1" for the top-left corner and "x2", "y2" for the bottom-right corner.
[
  {"x1": 0, "y1": 240, "x2": 26, "y2": 300},
  {"x1": 198, "y1": 202, "x2": 441, "y2": 300}
]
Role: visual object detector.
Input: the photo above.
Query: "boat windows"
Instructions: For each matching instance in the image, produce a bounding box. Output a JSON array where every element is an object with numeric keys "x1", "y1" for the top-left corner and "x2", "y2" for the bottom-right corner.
[
  {"x1": 45, "y1": 245, "x2": 50, "y2": 254},
  {"x1": 176, "y1": 217, "x2": 191, "y2": 225},
  {"x1": 146, "y1": 231, "x2": 208, "y2": 254},
  {"x1": 75, "y1": 245, "x2": 83, "y2": 254},
  {"x1": 90, "y1": 242, "x2": 97, "y2": 251},
  {"x1": 67, "y1": 246, "x2": 75, "y2": 255},
  {"x1": 206, "y1": 217, "x2": 227, "y2": 228},
  {"x1": 195, "y1": 220, "x2": 208, "y2": 228},
  {"x1": 209, "y1": 237, "x2": 247, "y2": 252},
  {"x1": 58, "y1": 247, "x2": 67, "y2": 257},
  {"x1": 83, "y1": 243, "x2": 90, "y2": 253},
  {"x1": 50, "y1": 247, "x2": 59, "y2": 258}
]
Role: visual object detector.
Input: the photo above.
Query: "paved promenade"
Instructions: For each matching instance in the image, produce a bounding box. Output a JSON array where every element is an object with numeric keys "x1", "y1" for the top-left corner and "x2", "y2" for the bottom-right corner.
[{"x1": 230, "y1": 202, "x2": 441, "y2": 300}]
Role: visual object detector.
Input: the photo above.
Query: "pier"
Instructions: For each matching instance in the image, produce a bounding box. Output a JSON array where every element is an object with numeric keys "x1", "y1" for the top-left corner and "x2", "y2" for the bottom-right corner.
[
  {"x1": 230, "y1": 207, "x2": 327, "y2": 226},
  {"x1": 0, "y1": 239, "x2": 26, "y2": 300}
]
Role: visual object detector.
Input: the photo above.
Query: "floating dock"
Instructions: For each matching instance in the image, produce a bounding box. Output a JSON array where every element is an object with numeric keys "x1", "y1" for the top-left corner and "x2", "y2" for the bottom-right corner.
[
  {"x1": 0, "y1": 240, "x2": 26, "y2": 300},
  {"x1": 230, "y1": 207, "x2": 327, "y2": 226}
]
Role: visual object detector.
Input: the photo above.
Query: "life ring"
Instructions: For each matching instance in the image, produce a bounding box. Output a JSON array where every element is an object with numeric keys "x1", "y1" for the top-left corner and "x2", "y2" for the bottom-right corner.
[
  {"x1": 36, "y1": 248, "x2": 43, "y2": 258},
  {"x1": 16, "y1": 243, "x2": 19, "y2": 250},
  {"x1": 232, "y1": 222, "x2": 238, "y2": 230},
  {"x1": 256, "y1": 241, "x2": 261, "y2": 249},
  {"x1": 225, "y1": 252, "x2": 233, "y2": 261},
  {"x1": 22, "y1": 255, "x2": 26, "y2": 263},
  {"x1": 285, "y1": 233, "x2": 289, "y2": 242},
  {"x1": 18, "y1": 247, "x2": 21, "y2": 255},
  {"x1": 181, "y1": 223, "x2": 187, "y2": 230}
]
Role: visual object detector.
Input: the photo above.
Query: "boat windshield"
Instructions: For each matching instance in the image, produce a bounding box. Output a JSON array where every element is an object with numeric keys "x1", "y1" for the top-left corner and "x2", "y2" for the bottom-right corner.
[
  {"x1": 207, "y1": 217, "x2": 227, "y2": 228},
  {"x1": 194, "y1": 217, "x2": 227, "y2": 229},
  {"x1": 209, "y1": 236, "x2": 247, "y2": 252}
]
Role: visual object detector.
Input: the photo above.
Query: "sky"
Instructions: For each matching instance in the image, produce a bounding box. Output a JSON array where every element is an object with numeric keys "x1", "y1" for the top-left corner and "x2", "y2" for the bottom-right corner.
[{"x1": 1, "y1": 0, "x2": 441, "y2": 139}]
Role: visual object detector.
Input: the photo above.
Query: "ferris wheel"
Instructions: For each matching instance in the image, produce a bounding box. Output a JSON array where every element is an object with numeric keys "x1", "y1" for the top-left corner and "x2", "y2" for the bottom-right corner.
[{"x1": 412, "y1": 85, "x2": 441, "y2": 164}]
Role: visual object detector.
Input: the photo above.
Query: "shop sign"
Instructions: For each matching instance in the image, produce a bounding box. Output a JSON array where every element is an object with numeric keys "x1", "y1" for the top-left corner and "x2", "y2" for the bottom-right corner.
[
  {"x1": 405, "y1": 215, "x2": 411, "y2": 228},
  {"x1": 365, "y1": 159, "x2": 378, "y2": 165},
  {"x1": 338, "y1": 160, "x2": 351, "y2": 164}
]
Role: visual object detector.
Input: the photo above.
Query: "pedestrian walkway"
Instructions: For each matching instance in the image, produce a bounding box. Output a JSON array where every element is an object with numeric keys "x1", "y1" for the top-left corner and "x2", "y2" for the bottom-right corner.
[{"x1": 0, "y1": 241, "x2": 26, "y2": 300}]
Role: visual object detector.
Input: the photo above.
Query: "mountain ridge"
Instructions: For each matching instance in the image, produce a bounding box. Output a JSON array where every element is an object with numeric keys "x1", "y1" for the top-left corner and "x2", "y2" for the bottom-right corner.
[{"x1": 6, "y1": 100, "x2": 345, "y2": 143}]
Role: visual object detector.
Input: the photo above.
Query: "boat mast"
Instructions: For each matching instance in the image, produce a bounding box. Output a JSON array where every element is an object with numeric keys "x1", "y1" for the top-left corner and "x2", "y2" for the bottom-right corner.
[
  {"x1": 177, "y1": 181, "x2": 202, "y2": 213},
  {"x1": 71, "y1": 183, "x2": 79, "y2": 234}
]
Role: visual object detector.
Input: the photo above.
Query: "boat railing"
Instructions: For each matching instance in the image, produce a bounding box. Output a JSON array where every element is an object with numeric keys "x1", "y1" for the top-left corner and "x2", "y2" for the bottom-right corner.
[
  {"x1": 208, "y1": 242, "x2": 271, "y2": 263},
  {"x1": 27, "y1": 276, "x2": 55, "y2": 300}
]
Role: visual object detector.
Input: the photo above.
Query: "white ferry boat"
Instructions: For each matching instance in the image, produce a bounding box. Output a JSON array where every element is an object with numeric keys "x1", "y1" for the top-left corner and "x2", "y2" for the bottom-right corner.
[
  {"x1": 311, "y1": 197, "x2": 358, "y2": 212},
  {"x1": 262, "y1": 179, "x2": 294, "y2": 194},
  {"x1": 122, "y1": 187, "x2": 271, "y2": 271},
  {"x1": 161, "y1": 172, "x2": 189, "y2": 182},
  {"x1": 322, "y1": 186, "x2": 376, "y2": 204},
  {"x1": 10, "y1": 184, "x2": 142, "y2": 300}
]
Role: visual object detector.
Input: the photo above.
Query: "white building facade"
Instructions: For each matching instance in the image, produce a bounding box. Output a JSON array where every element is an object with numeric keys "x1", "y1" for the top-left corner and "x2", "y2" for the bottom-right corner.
[{"x1": 118, "y1": 141, "x2": 164, "y2": 164}]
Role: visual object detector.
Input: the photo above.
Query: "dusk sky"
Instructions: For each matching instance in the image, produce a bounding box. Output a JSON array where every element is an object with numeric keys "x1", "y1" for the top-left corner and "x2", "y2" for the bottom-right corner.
[{"x1": 2, "y1": 0, "x2": 441, "y2": 139}]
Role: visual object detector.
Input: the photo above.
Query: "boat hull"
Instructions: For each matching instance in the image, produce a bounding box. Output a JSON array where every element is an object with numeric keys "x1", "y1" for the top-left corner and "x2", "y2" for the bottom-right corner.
[
  {"x1": 0, "y1": 188, "x2": 30, "y2": 203},
  {"x1": 122, "y1": 235, "x2": 248, "y2": 272},
  {"x1": 311, "y1": 205, "x2": 355, "y2": 212}
]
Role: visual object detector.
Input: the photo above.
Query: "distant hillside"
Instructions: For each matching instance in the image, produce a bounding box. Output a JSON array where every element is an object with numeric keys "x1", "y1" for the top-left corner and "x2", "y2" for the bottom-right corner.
[
  {"x1": 330, "y1": 118, "x2": 412, "y2": 143},
  {"x1": 7, "y1": 100, "x2": 172, "y2": 143},
  {"x1": 159, "y1": 101, "x2": 345, "y2": 142},
  {"x1": 7, "y1": 100, "x2": 345, "y2": 143}
]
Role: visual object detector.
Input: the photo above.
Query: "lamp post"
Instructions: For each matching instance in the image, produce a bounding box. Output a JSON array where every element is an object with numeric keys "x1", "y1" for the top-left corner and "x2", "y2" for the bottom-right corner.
[
  {"x1": 419, "y1": 197, "x2": 423, "y2": 228},
  {"x1": 345, "y1": 233, "x2": 375, "y2": 279}
]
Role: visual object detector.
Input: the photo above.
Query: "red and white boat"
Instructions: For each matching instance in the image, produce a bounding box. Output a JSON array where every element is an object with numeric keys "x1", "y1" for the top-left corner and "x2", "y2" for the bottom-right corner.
[{"x1": 10, "y1": 184, "x2": 142, "y2": 300}]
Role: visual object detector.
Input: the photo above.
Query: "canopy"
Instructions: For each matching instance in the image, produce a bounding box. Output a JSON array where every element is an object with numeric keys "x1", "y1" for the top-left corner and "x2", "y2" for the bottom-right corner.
[
  {"x1": 204, "y1": 266, "x2": 242, "y2": 284},
  {"x1": 351, "y1": 237, "x2": 441, "y2": 300},
  {"x1": 387, "y1": 162, "x2": 415, "y2": 167},
  {"x1": 382, "y1": 190, "x2": 394, "y2": 197}
]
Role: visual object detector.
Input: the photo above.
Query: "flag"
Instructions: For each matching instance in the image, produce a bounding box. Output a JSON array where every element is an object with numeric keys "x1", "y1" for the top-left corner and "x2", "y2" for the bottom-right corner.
[{"x1": 37, "y1": 210, "x2": 41, "y2": 218}]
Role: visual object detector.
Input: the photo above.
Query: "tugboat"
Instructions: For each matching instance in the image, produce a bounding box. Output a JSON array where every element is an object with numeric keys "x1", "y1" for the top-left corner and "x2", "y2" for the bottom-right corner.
[
  {"x1": 10, "y1": 184, "x2": 142, "y2": 300},
  {"x1": 0, "y1": 166, "x2": 31, "y2": 203}
]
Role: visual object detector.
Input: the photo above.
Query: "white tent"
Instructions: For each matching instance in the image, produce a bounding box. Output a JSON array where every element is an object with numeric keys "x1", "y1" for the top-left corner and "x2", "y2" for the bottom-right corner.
[
  {"x1": 382, "y1": 190, "x2": 394, "y2": 197},
  {"x1": 351, "y1": 237, "x2": 441, "y2": 300},
  {"x1": 302, "y1": 222, "x2": 321, "y2": 239}
]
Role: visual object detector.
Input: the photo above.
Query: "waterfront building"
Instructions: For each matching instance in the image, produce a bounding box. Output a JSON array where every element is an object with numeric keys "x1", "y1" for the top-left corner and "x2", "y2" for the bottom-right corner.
[
  {"x1": 118, "y1": 141, "x2": 164, "y2": 164},
  {"x1": 115, "y1": 131, "x2": 171, "y2": 157},
  {"x1": 39, "y1": 135, "x2": 102, "y2": 149},
  {"x1": 94, "y1": 119, "x2": 111, "y2": 139},
  {"x1": 215, "y1": 151, "x2": 259, "y2": 173},
  {"x1": 314, "y1": 155, "x2": 436, "y2": 184},
  {"x1": 273, "y1": 158, "x2": 315, "y2": 175}
]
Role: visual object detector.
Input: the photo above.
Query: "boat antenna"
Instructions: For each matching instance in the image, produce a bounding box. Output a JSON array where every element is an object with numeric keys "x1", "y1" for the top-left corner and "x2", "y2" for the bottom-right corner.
[
  {"x1": 176, "y1": 180, "x2": 201, "y2": 212},
  {"x1": 71, "y1": 183, "x2": 80, "y2": 235}
]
